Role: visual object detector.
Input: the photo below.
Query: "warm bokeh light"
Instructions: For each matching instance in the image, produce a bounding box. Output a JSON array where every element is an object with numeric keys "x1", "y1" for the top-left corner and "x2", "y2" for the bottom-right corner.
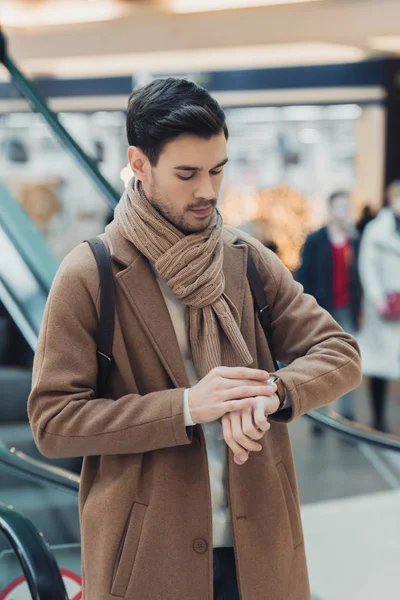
[
  {"x1": 221, "y1": 185, "x2": 311, "y2": 270},
  {"x1": 369, "y1": 36, "x2": 400, "y2": 53},
  {"x1": 0, "y1": 0, "x2": 128, "y2": 28}
]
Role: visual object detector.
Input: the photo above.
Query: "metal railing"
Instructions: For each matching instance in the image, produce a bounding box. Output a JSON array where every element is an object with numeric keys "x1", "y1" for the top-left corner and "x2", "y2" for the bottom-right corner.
[
  {"x1": 305, "y1": 409, "x2": 400, "y2": 452},
  {"x1": 0, "y1": 505, "x2": 69, "y2": 600},
  {"x1": 0, "y1": 443, "x2": 79, "y2": 495}
]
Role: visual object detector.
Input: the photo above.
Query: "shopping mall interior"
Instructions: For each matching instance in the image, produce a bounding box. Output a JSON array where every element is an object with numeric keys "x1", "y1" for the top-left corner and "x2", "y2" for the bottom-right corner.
[{"x1": 0, "y1": 1, "x2": 400, "y2": 598}]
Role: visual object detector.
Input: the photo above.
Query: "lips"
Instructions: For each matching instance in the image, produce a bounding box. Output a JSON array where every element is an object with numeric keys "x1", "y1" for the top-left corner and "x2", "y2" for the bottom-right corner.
[{"x1": 190, "y1": 206, "x2": 213, "y2": 217}]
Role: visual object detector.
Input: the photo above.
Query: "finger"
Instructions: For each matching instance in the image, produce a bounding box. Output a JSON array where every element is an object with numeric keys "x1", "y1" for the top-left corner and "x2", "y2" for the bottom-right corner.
[
  {"x1": 263, "y1": 393, "x2": 281, "y2": 416},
  {"x1": 219, "y1": 378, "x2": 276, "y2": 390},
  {"x1": 231, "y1": 411, "x2": 262, "y2": 452},
  {"x1": 214, "y1": 367, "x2": 270, "y2": 381},
  {"x1": 219, "y1": 397, "x2": 257, "y2": 416},
  {"x1": 234, "y1": 453, "x2": 248, "y2": 465},
  {"x1": 242, "y1": 408, "x2": 265, "y2": 441},
  {"x1": 222, "y1": 414, "x2": 249, "y2": 463},
  {"x1": 220, "y1": 383, "x2": 277, "y2": 403},
  {"x1": 253, "y1": 398, "x2": 271, "y2": 432}
]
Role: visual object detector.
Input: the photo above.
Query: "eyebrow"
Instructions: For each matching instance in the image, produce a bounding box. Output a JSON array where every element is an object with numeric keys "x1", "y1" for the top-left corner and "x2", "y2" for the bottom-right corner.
[{"x1": 174, "y1": 158, "x2": 229, "y2": 172}]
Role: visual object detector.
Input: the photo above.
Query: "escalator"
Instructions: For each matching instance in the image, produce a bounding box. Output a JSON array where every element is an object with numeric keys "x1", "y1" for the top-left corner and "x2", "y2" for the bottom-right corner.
[
  {"x1": 0, "y1": 504, "x2": 70, "y2": 600},
  {"x1": 0, "y1": 26, "x2": 400, "y2": 600}
]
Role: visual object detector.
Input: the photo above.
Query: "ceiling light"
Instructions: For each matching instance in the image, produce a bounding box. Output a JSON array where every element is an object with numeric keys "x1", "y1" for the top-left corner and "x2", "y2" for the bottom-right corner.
[
  {"x1": 169, "y1": 0, "x2": 325, "y2": 14},
  {"x1": 0, "y1": 1, "x2": 127, "y2": 28},
  {"x1": 23, "y1": 43, "x2": 366, "y2": 79},
  {"x1": 369, "y1": 37, "x2": 400, "y2": 53}
]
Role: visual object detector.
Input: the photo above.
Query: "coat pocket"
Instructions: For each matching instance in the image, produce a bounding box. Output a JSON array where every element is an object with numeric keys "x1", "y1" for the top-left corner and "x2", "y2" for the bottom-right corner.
[
  {"x1": 276, "y1": 462, "x2": 303, "y2": 549},
  {"x1": 111, "y1": 502, "x2": 148, "y2": 597}
]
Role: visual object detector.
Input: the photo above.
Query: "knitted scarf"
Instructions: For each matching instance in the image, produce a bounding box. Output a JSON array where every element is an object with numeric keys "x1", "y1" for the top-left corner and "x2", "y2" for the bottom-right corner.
[{"x1": 114, "y1": 178, "x2": 253, "y2": 379}]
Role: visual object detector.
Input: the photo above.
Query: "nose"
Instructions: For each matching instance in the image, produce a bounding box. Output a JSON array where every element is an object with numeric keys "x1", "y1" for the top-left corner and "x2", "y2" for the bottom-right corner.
[{"x1": 194, "y1": 174, "x2": 215, "y2": 201}]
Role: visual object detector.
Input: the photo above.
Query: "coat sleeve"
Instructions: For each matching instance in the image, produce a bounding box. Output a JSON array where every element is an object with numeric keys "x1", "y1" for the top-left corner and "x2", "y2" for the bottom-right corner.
[
  {"x1": 242, "y1": 235, "x2": 362, "y2": 423},
  {"x1": 296, "y1": 234, "x2": 314, "y2": 294},
  {"x1": 28, "y1": 245, "x2": 192, "y2": 459}
]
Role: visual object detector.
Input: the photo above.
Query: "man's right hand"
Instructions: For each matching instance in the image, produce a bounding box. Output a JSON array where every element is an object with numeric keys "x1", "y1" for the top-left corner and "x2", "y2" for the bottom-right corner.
[{"x1": 188, "y1": 366, "x2": 274, "y2": 425}]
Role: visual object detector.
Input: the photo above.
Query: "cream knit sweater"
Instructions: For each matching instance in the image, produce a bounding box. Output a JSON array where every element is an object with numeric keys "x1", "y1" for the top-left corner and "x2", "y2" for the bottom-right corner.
[{"x1": 154, "y1": 269, "x2": 233, "y2": 548}]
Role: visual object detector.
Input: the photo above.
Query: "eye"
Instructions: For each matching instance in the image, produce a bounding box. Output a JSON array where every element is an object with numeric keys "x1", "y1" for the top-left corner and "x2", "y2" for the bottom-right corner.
[
  {"x1": 210, "y1": 170, "x2": 223, "y2": 176},
  {"x1": 177, "y1": 174, "x2": 195, "y2": 181}
]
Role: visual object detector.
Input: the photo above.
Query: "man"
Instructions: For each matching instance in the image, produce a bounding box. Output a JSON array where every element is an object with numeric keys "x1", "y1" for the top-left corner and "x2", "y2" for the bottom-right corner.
[
  {"x1": 297, "y1": 191, "x2": 362, "y2": 425},
  {"x1": 28, "y1": 79, "x2": 361, "y2": 600}
]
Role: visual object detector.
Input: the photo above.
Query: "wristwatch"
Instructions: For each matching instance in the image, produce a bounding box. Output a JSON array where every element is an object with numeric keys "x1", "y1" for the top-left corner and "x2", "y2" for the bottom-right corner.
[{"x1": 267, "y1": 375, "x2": 286, "y2": 410}]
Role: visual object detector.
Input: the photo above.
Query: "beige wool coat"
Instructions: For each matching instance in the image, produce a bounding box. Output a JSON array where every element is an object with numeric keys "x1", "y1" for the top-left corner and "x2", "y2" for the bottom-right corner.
[{"x1": 28, "y1": 221, "x2": 362, "y2": 600}]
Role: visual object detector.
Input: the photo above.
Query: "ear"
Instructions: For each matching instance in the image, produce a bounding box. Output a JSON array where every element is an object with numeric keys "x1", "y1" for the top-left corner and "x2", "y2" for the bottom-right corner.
[{"x1": 127, "y1": 146, "x2": 150, "y2": 183}]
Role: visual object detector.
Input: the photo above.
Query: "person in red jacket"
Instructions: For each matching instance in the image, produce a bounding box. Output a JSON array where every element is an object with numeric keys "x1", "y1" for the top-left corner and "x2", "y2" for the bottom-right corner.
[{"x1": 297, "y1": 191, "x2": 362, "y2": 432}]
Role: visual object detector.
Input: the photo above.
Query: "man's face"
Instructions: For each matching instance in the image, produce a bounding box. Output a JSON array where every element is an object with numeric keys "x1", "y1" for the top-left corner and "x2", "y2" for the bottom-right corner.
[
  {"x1": 143, "y1": 132, "x2": 227, "y2": 234},
  {"x1": 330, "y1": 195, "x2": 352, "y2": 228}
]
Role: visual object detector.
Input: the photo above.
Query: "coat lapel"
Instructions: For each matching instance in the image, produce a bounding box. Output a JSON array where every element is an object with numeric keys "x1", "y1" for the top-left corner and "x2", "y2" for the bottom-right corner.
[
  {"x1": 106, "y1": 222, "x2": 190, "y2": 389},
  {"x1": 105, "y1": 222, "x2": 249, "y2": 387},
  {"x1": 222, "y1": 234, "x2": 249, "y2": 328}
]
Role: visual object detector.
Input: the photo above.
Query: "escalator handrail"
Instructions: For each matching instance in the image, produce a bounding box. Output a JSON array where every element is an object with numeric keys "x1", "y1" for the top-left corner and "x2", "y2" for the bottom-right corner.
[
  {"x1": 0, "y1": 443, "x2": 79, "y2": 495},
  {"x1": 305, "y1": 409, "x2": 400, "y2": 451},
  {"x1": 0, "y1": 505, "x2": 69, "y2": 600},
  {"x1": 0, "y1": 28, "x2": 120, "y2": 211},
  {"x1": 0, "y1": 183, "x2": 59, "y2": 294},
  {"x1": 0, "y1": 276, "x2": 38, "y2": 351}
]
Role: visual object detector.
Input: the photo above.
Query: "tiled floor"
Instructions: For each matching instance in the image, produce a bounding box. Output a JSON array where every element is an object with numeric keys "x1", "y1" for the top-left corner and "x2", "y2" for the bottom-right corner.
[
  {"x1": 289, "y1": 379, "x2": 400, "y2": 600},
  {"x1": 291, "y1": 378, "x2": 400, "y2": 506},
  {"x1": 302, "y1": 489, "x2": 400, "y2": 600}
]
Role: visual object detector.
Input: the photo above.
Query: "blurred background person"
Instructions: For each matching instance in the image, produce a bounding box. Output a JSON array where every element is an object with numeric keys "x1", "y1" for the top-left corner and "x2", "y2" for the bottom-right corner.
[
  {"x1": 297, "y1": 190, "x2": 362, "y2": 431},
  {"x1": 357, "y1": 181, "x2": 400, "y2": 432},
  {"x1": 356, "y1": 204, "x2": 376, "y2": 237}
]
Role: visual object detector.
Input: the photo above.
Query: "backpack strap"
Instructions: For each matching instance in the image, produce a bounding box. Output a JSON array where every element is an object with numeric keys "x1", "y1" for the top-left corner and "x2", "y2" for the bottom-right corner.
[
  {"x1": 239, "y1": 243, "x2": 279, "y2": 370},
  {"x1": 86, "y1": 238, "x2": 115, "y2": 397}
]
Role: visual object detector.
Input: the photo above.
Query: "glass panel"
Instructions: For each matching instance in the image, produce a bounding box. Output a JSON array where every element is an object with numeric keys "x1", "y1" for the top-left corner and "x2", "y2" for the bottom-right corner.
[
  {"x1": 0, "y1": 463, "x2": 79, "y2": 547},
  {"x1": 0, "y1": 225, "x2": 47, "y2": 342},
  {"x1": 0, "y1": 110, "x2": 126, "y2": 262}
]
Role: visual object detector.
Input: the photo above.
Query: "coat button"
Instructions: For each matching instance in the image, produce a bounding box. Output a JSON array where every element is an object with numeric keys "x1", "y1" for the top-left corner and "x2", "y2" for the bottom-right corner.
[{"x1": 193, "y1": 538, "x2": 208, "y2": 554}]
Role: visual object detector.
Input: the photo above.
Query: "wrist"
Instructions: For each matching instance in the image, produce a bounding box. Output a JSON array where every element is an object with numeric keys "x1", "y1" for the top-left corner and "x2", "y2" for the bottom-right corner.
[{"x1": 267, "y1": 376, "x2": 286, "y2": 409}]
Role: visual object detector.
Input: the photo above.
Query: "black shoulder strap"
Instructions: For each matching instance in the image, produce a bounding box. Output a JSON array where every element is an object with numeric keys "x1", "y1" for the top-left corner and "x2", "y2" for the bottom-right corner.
[
  {"x1": 242, "y1": 244, "x2": 278, "y2": 370},
  {"x1": 86, "y1": 237, "x2": 115, "y2": 396}
]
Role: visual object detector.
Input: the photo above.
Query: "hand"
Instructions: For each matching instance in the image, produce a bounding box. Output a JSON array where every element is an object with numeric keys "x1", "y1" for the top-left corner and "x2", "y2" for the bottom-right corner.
[
  {"x1": 222, "y1": 393, "x2": 280, "y2": 465},
  {"x1": 188, "y1": 366, "x2": 273, "y2": 425}
]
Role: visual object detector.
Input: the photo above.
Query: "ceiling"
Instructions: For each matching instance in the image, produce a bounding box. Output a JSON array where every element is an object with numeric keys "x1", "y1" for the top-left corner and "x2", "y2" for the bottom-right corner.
[{"x1": 2, "y1": 0, "x2": 400, "y2": 78}]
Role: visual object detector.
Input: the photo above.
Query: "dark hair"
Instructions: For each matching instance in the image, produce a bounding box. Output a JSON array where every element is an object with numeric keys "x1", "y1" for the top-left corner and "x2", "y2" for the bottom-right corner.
[
  {"x1": 328, "y1": 190, "x2": 350, "y2": 206},
  {"x1": 126, "y1": 77, "x2": 228, "y2": 165}
]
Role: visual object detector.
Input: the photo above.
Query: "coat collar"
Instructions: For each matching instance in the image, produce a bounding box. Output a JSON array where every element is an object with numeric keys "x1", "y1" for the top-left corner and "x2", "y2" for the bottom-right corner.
[{"x1": 105, "y1": 220, "x2": 248, "y2": 387}]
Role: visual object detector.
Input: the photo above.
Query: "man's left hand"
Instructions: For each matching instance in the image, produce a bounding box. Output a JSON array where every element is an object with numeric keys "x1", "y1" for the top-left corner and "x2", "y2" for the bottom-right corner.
[{"x1": 221, "y1": 393, "x2": 280, "y2": 465}]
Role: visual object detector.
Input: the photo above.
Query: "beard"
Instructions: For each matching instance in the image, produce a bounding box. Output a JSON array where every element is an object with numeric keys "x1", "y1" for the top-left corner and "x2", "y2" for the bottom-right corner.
[{"x1": 148, "y1": 182, "x2": 216, "y2": 235}]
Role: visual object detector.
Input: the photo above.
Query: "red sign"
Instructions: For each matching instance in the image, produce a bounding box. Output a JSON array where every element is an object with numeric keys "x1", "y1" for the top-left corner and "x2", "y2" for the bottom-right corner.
[{"x1": 0, "y1": 568, "x2": 81, "y2": 600}]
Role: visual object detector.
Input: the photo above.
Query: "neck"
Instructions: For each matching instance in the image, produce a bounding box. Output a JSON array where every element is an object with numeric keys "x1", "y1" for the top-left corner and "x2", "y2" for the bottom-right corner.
[{"x1": 328, "y1": 222, "x2": 348, "y2": 243}]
